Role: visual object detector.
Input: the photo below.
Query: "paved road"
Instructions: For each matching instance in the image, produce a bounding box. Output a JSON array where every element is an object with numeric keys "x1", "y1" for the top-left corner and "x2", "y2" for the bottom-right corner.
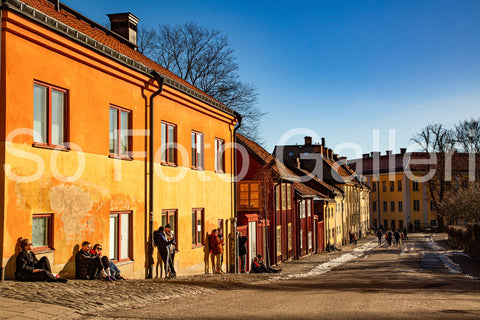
[{"x1": 95, "y1": 233, "x2": 480, "y2": 320}]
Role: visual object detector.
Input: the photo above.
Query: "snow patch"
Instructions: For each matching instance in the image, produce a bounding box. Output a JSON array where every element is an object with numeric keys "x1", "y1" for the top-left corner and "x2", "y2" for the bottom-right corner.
[
  {"x1": 287, "y1": 240, "x2": 377, "y2": 279},
  {"x1": 425, "y1": 237, "x2": 463, "y2": 274}
]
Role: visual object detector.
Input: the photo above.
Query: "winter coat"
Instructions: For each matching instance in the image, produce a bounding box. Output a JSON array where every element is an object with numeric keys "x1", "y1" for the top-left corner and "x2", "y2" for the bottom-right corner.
[
  {"x1": 238, "y1": 235, "x2": 248, "y2": 256},
  {"x1": 15, "y1": 250, "x2": 38, "y2": 281},
  {"x1": 209, "y1": 234, "x2": 223, "y2": 255},
  {"x1": 154, "y1": 230, "x2": 173, "y2": 249},
  {"x1": 75, "y1": 249, "x2": 96, "y2": 279}
]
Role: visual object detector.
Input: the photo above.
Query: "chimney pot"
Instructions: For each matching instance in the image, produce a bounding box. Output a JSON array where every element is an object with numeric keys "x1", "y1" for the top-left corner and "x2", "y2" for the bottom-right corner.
[
  {"x1": 108, "y1": 12, "x2": 140, "y2": 47},
  {"x1": 362, "y1": 153, "x2": 370, "y2": 159},
  {"x1": 304, "y1": 136, "x2": 312, "y2": 145},
  {"x1": 321, "y1": 137, "x2": 326, "y2": 146},
  {"x1": 386, "y1": 150, "x2": 392, "y2": 156},
  {"x1": 400, "y1": 148, "x2": 407, "y2": 155}
]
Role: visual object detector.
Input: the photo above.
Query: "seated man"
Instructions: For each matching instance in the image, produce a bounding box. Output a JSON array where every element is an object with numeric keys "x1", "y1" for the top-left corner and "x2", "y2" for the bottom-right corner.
[
  {"x1": 257, "y1": 255, "x2": 281, "y2": 273},
  {"x1": 249, "y1": 256, "x2": 262, "y2": 273},
  {"x1": 15, "y1": 238, "x2": 67, "y2": 283},
  {"x1": 75, "y1": 241, "x2": 112, "y2": 281}
]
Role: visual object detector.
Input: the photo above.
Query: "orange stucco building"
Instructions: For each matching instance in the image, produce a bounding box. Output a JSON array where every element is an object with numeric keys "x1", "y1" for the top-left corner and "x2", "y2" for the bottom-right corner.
[{"x1": 0, "y1": 0, "x2": 238, "y2": 279}]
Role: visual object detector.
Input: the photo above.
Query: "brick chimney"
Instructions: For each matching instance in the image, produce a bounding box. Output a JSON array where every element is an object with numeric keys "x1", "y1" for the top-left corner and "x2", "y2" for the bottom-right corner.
[
  {"x1": 400, "y1": 148, "x2": 407, "y2": 155},
  {"x1": 321, "y1": 137, "x2": 326, "y2": 146},
  {"x1": 108, "y1": 13, "x2": 140, "y2": 47},
  {"x1": 362, "y1": 153, "x2": 370, "y2": 159},
  {"x1": 304, "y1": 136, "x2": 312, "y2": 145},
  {"x1": 386, "y1": 150, "x2": 392, "y2": 156}
]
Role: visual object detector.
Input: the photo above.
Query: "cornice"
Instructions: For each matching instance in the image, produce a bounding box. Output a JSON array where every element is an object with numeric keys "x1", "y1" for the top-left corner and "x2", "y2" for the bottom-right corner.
[{"x1": 2, "y1": 0, "x2": 235, "y2": 116}]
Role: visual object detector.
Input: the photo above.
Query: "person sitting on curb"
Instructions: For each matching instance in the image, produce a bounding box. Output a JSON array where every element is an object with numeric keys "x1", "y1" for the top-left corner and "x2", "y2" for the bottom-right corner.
[
  {"x1": 91, "y1": 244, "x2": 125, "y2": 280},
  {"x1": 15, "y1": 238, "x2": 67, "y2": 283},
  {"x1": 250, "y1": 255, "x2": 281, "y2": 273},
  {"x1": 76, "y1": 241, "x2": 114, "y2": 281}
]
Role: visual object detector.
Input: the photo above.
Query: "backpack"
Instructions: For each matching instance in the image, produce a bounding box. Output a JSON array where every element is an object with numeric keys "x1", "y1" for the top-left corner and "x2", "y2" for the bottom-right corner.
[{"x1": 153, "y1": 230, "x2": 161, "y2": 247}]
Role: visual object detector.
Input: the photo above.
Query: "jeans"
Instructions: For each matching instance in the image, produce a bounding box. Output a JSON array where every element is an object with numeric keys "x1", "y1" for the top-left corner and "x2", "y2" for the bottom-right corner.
[
  {"x1": 109, "y1": 261, "x2": 121, "y2": 276},
  {"x1": 239, "y1": 254, "x2": 246, "y2": 273}
]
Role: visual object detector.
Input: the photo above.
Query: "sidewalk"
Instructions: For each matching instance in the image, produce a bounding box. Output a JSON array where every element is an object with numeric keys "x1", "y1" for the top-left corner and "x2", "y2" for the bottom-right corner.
[{"x1": 0, "y1": 236, "x2": 376, "y2": 319}]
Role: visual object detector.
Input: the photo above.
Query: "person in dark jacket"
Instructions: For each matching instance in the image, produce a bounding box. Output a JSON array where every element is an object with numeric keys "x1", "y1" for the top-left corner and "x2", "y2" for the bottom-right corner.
[
  {"x1": 394, "y1": 230, "x2": 401, "y2": 246},
  {"x1": 209, "y1": 229, "x2": 223, "y2": 274},
  {"x1": 238, "y1": 233, "x2": 248, "y2": 273},
  {"x1": 15, "y1": 238, "x2": 67, "y2": 282},
  {"x1": 154, "y1": 226, "x2": 174, "y2": 278},
  {"x1": 250, "y1": 255, "x2": 281, "y2": 273},
  {"x1": 75, "y1": 241, "x2": 111, "y2": 280},
  {"x1": 376, "y1": 229, "x2": 383, "y2": 245}
]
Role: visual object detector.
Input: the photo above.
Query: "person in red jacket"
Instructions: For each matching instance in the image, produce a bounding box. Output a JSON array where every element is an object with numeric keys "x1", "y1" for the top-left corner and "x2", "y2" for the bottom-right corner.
[{"x1": 209, "y1": 229, "x2": 224, "y2": 274}]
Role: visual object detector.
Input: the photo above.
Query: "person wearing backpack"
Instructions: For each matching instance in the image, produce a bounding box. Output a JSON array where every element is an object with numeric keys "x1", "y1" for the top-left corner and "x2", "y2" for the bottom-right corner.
[{"x1": 154, "y1": 226, "x2": 174, "y2": 278}]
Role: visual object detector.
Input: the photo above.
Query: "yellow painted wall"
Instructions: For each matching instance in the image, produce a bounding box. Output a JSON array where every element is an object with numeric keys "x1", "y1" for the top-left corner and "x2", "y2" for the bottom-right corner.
[{"x1": 1, "y1": 10, "x2": 235, "y2": 279}]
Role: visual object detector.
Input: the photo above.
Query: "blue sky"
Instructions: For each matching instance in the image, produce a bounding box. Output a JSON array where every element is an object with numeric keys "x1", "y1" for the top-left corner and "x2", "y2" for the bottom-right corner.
[{"x1": 61, "y1": 0, "x2": 480, "y2": 158}]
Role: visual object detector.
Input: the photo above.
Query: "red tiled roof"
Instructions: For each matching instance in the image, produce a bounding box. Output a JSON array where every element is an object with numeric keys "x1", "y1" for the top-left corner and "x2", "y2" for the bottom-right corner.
[
  {"x1": 18, "y1": 0, "x2": 225, "y2": 108},
  {"x1": 236, "y1": 134, "x2": 299, "y2": 182}
]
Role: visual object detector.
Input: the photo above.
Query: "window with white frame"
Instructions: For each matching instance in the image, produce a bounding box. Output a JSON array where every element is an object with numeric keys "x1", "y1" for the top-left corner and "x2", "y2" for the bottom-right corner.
[
  {"x1": 109, "y1": 211, "x2": 132, "y2": 261},
  {"x1": 299, "y1": 200, "x2": 306, "y2": 218},
  {"x1": 214, "y1": 138, "x2": 225, "y2": 172},
  {"x1": 32, "y1": 214, "x2": 53, "y2": 251},
  {"x1": 109, "y1": 106, "x2": 131, "y2": 157},
  {"x1": 191, "y1": 131, "x2": 204, "y2": 169}
]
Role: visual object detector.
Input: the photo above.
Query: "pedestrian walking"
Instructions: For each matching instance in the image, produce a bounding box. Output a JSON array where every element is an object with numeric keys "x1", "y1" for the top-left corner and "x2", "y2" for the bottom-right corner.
[
  {"x1": 386, "y1": 229, "x2": 393, "y2": 246},
  {"x1": 376, "y1": 229, "x2": 383, "y2": 245},
  {"x1": 238, "y1": 232, "x2": 248, "y2": 273},
  {"x1": 403, "y1": 227, "x2": 408, "y2": 240},
  {"x1": 353, "y1": 232, "x2": 358, "y2": 245},
  {"x1": 394, "y1": 230, "x2": 401, "y2": 246}
]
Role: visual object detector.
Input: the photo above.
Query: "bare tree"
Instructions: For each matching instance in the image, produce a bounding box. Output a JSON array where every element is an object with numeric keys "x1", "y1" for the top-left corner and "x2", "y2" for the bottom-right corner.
[
  {"x1": 438, "y1": 184, "x2": 480, "y2": 223},
  {"x1": 411, "y1": 123, "x2": 456, "y2": 229},
  {"x1": 137, "y1": 23, "x2": 265, "y2": 142},
  {"x1": 136, "y1": 26, "x2": 159, "y2": 57},
  {"x1": 454, "y1": 118, "x2": 480, "y2": 153}
]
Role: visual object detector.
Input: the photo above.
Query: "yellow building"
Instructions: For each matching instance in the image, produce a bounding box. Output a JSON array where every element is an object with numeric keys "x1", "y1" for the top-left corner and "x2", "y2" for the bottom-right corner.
[{"x1": 0, "y1": 0, "x2": 237, "y2": 279}]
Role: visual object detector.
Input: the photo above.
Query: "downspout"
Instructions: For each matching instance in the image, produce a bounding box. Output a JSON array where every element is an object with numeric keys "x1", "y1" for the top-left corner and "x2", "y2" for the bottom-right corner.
[
  {"x1": 0, "y1": 4, "x2": 4, "y2": 281},
  {"x1": 147, "y1": 71, "x2": 164, "y2": 278},
  {"x1": 232, "y1": 111, "x2": 242, "y2": 273}
]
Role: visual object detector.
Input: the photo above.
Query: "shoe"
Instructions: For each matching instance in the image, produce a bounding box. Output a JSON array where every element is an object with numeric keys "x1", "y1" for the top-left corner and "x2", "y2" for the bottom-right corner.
[
  {"x1": 58, "y1": 278, "x2": 68, "y2": 283},
  {"x1": 115, "y1": 274, "x2": 125, "y2": 280},
  {"x1": 109, "y1": 276, "x2": 117, "y2": 281},
  {"x1": 103, "y1": 276, "x2": 113, "y2": 282}
]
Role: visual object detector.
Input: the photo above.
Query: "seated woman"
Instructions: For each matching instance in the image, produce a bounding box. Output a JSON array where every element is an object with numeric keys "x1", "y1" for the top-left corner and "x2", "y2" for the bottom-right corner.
[
  {"x1": 250, "y1": 255, "x2": 281, "y2": 273},
  {"x1": 91, "y1": 244, "x2": 125, "y2": 280},
  {"x1": 15, "y1": 238, "x2": 67, "y2": 283}
]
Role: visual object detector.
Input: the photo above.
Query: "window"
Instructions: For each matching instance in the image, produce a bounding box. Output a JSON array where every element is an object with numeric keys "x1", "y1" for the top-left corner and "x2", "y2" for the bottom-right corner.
[
  {"x1": 431, "y1": 220, "x2": 437, "y2": 227},
  {"x1": 32, "y1": 214, "x2": 53, "y2": 251},
  {"x1": 109, "y1": 106, "x2": 131, "y2": 157},
  {"x1": 191, "y1": 131, "x2": 204, "y2": 169},
  {"x1": 382, "y1": 181, "x2": 387, "y2": 192},
  {"x1": 384, "y1": 219, "x2": 388, "y2": 229},
  {"x1": 412, "y1": 181, "x2": 419, "y2": 191},
  {"x1": 391, "y1": 220, "x2": 396, "y2": 230},
  {"x1": 161, "y1": 122, "x2": 176, "y2": 165},
  {"x1": 300, "y1": 229, "x2": 303, "y2": 249},
  {"x1": 397, "y1": 180, "x2": 402, "y2": 191},
  {"x1": 398, "y1": 201, "x2": 403, "y2": 212},
  {"x1": 390, "y1": 181, "x2": 394, "y2": 192},
  {"x1": 372, "y1": 181, "x2": 376, "y2": 192},
  {"x1": 162, "y1": 209, "x2": 178, "y2": 246},
  {"x1": 372, "y1": 201, "x2": 377, "y2": 212},
  {"x1": 299, "y1": 200, "x2": 306, "y2": 218},
  {"x1": 192, "y1": 208, "x2": 204, "y2": 247},
  {"x1": 275, "y1": 185, "x2": 280, "y2": 211},
  {"x1": 281, "y1": 183, "x2": 287, "y2": 210},
  {"x1": 413, "y1": 200, "x2": 420, "y2": 211},
  {"x1": 383, "y1": 201, "x2": 388, "y2": 212},
  {"x1": 399, "y1": 220, "x2": 404, "y2": 230},
  {"x1": 214, "y1": 138, "x2": 225, "y2": 172},
  {"x1": 373, "y1": 219, "x2": 377, "y2": 227},
  {"x1": 288, "y1": 223, "x2": 292, "y2": 250},
  {"x1": 33, "y1": 82, "x2": 67, "y2": 146},
  {"x1": 308, "y1": 232, "x2": 313, "y2": 250},
  {"x1": 109, "y1": 211, "x2": 132, "y2": 261},
  {"x1": 276, "y1": 226, "x2": 281, "y2": 255},
  {"x1": 286, "y1": 184, "x2": 292, "y2": 210},
  {"x1": 239, "y1": 182, "x2": 260, "y2": 209},
  {"x1": 390, "y1": 201, "x2": 395, "y2": 212},
  {"x1": 306, "y1": 199, "x2": 311, "y2": 217}
]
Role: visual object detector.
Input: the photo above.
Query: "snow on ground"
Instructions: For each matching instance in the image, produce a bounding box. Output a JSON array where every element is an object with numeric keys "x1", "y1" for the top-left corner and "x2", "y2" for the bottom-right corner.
[
  {"x1": 287, "y1": 240, "x2": 378, "y2": 279},
  {"x1": 425, "y1": 236, "x2": 463, "y2": 274}
]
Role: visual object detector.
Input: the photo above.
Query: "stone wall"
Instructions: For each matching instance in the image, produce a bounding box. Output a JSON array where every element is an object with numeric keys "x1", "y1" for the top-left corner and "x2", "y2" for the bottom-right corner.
[{"x1": 448, "y1": 224, "x2": 480, "y2": 262}]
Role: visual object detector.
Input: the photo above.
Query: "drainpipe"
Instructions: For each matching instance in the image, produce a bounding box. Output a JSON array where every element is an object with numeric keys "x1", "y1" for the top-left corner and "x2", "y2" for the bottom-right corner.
[
  {"x1": 232, "y1": 111, "x2": 242, "y2": 273},
  {"x1": 147, "y1": 71, "x2": 164, "y2": 278},
  {"x1": 0, "y1": 4, "x2": 4, "y2": 281}
]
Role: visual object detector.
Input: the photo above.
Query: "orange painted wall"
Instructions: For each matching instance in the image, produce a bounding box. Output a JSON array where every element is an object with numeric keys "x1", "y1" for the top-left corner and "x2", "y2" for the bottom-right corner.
[{"x1": 1, "y1": 10, "x2": 235, "y2": 278}]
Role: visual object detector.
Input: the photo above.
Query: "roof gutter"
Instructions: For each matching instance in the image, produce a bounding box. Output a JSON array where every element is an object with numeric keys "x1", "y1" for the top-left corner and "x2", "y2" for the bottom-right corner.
[
  {"x1": 147, "y1": 71, "x2": 164, "y2": 279},
  {"x1": 232, "y1": 111, "x2": 242, "y2": 273}
]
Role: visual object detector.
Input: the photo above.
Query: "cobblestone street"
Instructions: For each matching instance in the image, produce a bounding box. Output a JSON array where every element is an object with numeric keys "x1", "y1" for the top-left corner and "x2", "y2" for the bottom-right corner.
[{"x1": 0, "y1": 236, "x2": 372, "y2": 319}]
